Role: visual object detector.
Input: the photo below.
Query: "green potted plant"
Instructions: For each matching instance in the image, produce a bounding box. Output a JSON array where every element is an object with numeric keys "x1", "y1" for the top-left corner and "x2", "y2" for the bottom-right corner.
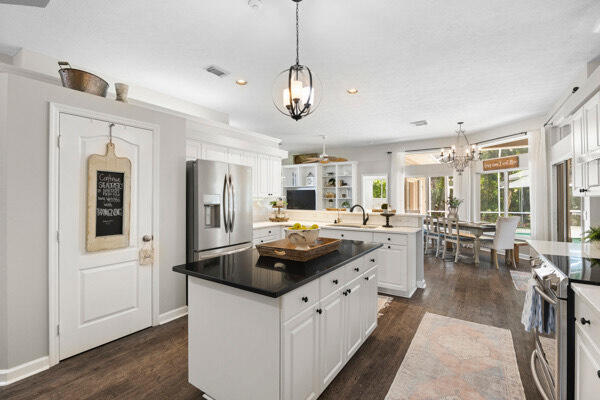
[
  {"x1": 446, "y1": 195, "x2": 463, "y2": 218},
  {"x1": 584, "y1": 226, "x2": 600, "y2": 242}
]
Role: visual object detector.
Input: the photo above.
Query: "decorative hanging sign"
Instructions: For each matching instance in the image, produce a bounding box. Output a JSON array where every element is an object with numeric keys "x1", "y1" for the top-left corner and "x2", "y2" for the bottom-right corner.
[
  {"x1": 86, "y1": 126, "x2": 131, "y2": 252},
  {"x1": 482, "y1": 155, "x2": 519, "y2": 171}
]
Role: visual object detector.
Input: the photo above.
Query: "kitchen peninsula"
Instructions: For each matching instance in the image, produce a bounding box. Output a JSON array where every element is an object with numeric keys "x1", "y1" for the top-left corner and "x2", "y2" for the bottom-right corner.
[{"x1": 173, "y1": 240, "x2": 382, "y2": 400}]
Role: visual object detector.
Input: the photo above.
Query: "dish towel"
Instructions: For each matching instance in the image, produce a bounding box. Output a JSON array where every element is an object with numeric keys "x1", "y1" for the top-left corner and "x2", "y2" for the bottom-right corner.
[
  {"x1": 521, "y1": 278, "x2": 538, "y2": 332},
  {"x1": 521, "y1": 276, "x2": 556, "y2": 334}
]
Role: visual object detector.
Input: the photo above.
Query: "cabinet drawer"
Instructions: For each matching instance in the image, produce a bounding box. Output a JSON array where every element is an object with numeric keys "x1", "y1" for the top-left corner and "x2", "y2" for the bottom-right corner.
[
  {"x1": 281, "y1": 279, "x2": 319, "y2": 322},
  {"x1": 330, "y1": 229, "x2": 373, "y2": 242},
  {"x1": 253, "y1": 226, "x2": 279, "y2": 239},
  {"x1": 319, "y1": 267, "x2": 347, "y2": 299},
  {"x1": 373, "y1": 232, "x2": 407, "y2": 245},
  {"x1": 253, "y1": 234, "x2": 280, "y2": 246},
  {"x1": 344, "y1": 256, "x2": 366, "y2": 282},
  {"x1": 575, "y1": 289, "x2": 600, "y2": 351}
]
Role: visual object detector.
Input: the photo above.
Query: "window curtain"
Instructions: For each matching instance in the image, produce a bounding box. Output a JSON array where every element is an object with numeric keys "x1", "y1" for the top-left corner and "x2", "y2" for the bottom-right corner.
[
  {"x1": 390, "y1": 151, "x2": 406, "y2": 212},
  {"x1": 528, "y1": 129, "x2": 549, "y2": 240},
  {"x1": 453, "y1": 165, "x2": 473, "y2": 221}
]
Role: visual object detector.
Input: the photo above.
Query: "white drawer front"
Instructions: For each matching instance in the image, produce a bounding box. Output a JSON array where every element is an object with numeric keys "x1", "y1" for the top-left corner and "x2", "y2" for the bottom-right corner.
[
  {"x1": 281, "y1": 279, "x2": 319, "y2": 322},
  {"x1": 575, "y1": 291, "x2": 600, "y2": 351},
  {"x1": 253, "y1": 226, "x2": 281, "y2": 239},
  {"x1": 320, "y1": 229, "x2": 342, "y2": 239},
  {"x1": 373, "y1": 232, "x2": 408, "y2": 245},
  {"x1": 253, "y1": 234, "x2": 280, "y2": 246},
  {"x1": 334, "y1": 230, "x2": 374, "y2": 242},
  {"x1": 344, "y1": 256, "x2": 366, "y2": 283},
  {"x1": 319, "y1": 267, "x2": 347, "y2": 299}
]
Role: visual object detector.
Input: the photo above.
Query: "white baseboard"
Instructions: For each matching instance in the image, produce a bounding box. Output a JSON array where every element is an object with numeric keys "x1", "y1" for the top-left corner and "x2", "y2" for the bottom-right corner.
[
  {"x1": 158, "y1": 305, "x2": 188, "y2": 325},
  {"x1": 0, "y1": 356, "x2": 49, "y2": 386},
  {"x1": 417, "y1": 279, "x2": 427, "y2": 289}
]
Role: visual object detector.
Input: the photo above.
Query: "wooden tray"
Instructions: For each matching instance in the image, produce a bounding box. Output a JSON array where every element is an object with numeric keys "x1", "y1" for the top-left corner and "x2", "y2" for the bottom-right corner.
[{"x1": 256, "y1": 237, "x2": 341, "y2": 262}]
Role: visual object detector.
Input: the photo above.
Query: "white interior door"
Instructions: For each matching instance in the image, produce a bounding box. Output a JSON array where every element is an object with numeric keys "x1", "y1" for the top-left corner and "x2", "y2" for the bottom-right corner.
[{"x1": 58, "y1": 113, "x2": 154, "y2": 360}]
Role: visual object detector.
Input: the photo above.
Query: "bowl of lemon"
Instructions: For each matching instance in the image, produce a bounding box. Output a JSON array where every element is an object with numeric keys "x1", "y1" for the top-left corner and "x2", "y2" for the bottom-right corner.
[{"x1": 284, "y1": 223, "x2": 320, "y2": 250}]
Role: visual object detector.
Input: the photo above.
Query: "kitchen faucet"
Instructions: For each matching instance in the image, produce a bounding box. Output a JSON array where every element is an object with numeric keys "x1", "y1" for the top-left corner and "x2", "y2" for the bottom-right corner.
[{"x1": 349, "y1": 204, "x2": 369, "y2": 225}]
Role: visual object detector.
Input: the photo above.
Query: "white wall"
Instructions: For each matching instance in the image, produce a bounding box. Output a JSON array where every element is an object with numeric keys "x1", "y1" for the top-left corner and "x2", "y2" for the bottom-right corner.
[
  {"x1": 0, "y1": 73, "x2": 8, "y2": 369},
  {"x1": 0, "y1": 72, "x2": 191, "y2": 370}
]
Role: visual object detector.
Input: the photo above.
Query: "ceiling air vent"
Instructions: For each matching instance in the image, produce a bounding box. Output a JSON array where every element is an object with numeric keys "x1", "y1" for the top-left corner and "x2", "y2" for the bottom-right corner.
[
  {"x1": 205, "y1": 65, "x2": 229, "y2": 78},
  {"x1": 410, "y1": 120, "x2": 428, "y2": 127}
]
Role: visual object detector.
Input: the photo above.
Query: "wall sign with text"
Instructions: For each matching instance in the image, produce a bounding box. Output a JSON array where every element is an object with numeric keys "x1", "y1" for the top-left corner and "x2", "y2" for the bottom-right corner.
[
  {"x1": 482, "y1": 155, "x2": 519, "y2": 171},
  {"x1": 86, "y1": 142, "x2": 131, "y2": 252}
]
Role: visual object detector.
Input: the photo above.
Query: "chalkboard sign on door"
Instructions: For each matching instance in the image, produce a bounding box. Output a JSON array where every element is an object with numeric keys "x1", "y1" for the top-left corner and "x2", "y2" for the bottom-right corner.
[
  {"x1": 86, "y1": 142, "x2": 131, "y2": 251},
  {"x1": 96, "y1": 171, "x2": 125, "y2": 237}
]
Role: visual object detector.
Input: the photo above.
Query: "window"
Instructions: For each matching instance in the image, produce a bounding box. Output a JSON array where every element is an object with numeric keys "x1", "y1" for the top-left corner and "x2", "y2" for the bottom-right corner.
[
  {"x1": 479, "y1": 169, "x2": 531, "y2": 236},
  {"x1": 362, "y1": 175, "x2": 387, "y2": 210},
  {"x1": 404, "y1": 177, "x2": 426, "y2": 213}
]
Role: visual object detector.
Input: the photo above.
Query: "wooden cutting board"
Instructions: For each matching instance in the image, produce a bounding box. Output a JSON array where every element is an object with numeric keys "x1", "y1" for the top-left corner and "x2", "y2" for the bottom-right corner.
[{"x1": 256, "y1": 237, "x2": 341, "y2": 262}]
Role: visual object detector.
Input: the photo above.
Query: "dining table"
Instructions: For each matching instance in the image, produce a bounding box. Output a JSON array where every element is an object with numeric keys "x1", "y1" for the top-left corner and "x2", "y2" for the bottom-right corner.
[
  {"x1": 432, "y1": 218, "x2": 496, "y2": 264},
  {"x1": 455, "y1": 221, "x2": 496, "y2": 264}
]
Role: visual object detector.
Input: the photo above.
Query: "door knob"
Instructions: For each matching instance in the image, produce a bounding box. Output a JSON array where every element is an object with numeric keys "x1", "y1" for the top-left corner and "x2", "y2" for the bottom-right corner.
[
  {"x1": 301, "y1": 296, "x2": 308, "y2": 303},
  {"x1": 143, "y1": 235, "x2": 153, "y2": 242},
  {"x1": 332, "y1": 279, "x2": 338, "y2": 285},
  {"x1": 354, "y1": 267, "x2": 360, "y2": 272},
  {"x1": 316, "y1": 308, "x2": 322, "y2": 314},
  {"x1": 581, "y1": 317, "x2": 591, "y2": 325}
]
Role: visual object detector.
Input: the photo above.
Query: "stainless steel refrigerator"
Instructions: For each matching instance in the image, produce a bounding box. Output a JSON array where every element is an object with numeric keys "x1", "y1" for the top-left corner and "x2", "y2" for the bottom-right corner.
[{"x1": 186, "y1": 159, "x2": 253, "y2": 262}]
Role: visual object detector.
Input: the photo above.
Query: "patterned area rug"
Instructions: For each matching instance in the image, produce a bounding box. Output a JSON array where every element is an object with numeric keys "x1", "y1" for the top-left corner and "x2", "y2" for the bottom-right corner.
[
  {"x1": 378, "y1": 295, "x2": 393, "y2": 317},
  {"x1": 510, "y1": 270, "x2": 531, "y2": 292},
  {"x1": 385, "y1": 313, "x2": 526, "y2": 400}
]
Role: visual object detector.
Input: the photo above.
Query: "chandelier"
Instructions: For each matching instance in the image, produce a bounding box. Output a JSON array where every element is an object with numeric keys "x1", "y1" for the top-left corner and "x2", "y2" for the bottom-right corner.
[
  {"x1": 272, "y1": 0, "x2": 321, "y2": 121},
  {"x1": 439, "y1": 122, "x2": 479, "y2": 175}
]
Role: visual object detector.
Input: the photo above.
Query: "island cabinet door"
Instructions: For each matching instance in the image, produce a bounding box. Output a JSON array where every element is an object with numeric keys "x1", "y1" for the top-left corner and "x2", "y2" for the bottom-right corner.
[
  {"x1": 574, "y1": 324, "x2": 600, "y2": 400},
  {"x1": 377, "y1": 244, "x2": 408, "y2": 292},
  {"x1": 318, "y1": 290, "x2": 345, "y2": 389},
  {"x1": 344, "y1": 276, "x2": 364, "y2": 360},
  {"x1": 282, "y1": 306, "x2": 320, "y2": 400},
  {"x1": 361, "y1": 266, "x2": 378, "y2": 338}
]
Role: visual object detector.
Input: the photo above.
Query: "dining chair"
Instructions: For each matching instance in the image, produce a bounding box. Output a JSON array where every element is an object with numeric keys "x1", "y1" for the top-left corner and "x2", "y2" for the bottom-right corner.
[
  {"x1": 424, "y1": 215, "x2": 439, "y2": 255},
  {"x1": 442, "y1": 217, "x2": 475, "y2": 263},
  {"x1": 481, "y1": 216, "x2": 520, "y2": 269}
]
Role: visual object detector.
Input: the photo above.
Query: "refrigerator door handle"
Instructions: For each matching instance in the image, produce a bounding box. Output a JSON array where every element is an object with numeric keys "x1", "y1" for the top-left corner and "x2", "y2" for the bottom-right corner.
[
  {"x1": 229, "y1": 173, "x2": 235, "y2": 231},
  {"x1": 223, "y1": 173, "x2": 229, "y2": 233}
]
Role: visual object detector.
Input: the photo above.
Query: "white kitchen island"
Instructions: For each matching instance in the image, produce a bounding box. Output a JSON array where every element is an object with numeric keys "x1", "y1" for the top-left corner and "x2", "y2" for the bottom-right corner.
[{"x1": 173, "y1": 240, "x2": 382, "y2": 400}]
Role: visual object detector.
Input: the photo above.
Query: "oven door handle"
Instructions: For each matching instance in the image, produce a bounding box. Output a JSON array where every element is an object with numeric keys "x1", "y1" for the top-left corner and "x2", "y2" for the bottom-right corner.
[
  {"x1": 534, "y1": 285, "x2": 558, "y2": 306},
  {"x1": 531, "y1": 349, "x2": 553, "y2": 400}
]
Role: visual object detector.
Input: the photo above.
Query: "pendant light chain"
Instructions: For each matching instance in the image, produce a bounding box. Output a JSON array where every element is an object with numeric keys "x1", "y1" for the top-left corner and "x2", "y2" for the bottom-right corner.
[{"x1": 295, "y1": 2, "x2": 300, "y2": 66}]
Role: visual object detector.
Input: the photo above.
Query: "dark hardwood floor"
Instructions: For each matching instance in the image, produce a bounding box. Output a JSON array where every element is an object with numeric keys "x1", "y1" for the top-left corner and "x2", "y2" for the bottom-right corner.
[{"x1": 1, "y1": 251, "x2": 541, "y2": 400}]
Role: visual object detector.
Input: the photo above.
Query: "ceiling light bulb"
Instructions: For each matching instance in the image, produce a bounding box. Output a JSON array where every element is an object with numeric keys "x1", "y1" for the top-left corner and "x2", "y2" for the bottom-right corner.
[
  {"x1": 347, "y1": 88, "x2": 358, "y2": 94},
  {"x1": 236, "y1": 79, "x2": 248, "y2": 86}
]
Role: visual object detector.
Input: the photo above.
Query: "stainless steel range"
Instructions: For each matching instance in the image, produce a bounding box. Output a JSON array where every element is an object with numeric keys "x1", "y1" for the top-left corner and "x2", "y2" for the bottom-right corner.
[{"x1": 530, "y1": 255, "x2": 569, "y2": 400}]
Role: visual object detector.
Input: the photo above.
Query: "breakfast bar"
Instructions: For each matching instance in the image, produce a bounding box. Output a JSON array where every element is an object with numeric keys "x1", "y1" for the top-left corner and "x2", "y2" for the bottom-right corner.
[{"x1": 173, "y1": 240, "x2": 382, "y2": 400}]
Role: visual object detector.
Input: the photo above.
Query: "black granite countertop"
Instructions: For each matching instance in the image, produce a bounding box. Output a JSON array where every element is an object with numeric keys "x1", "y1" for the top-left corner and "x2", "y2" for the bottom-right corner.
[
  {"x1": 542, "y1": 254, "x2": 600, "y2": 286},
  {"x1": 173, "y1": 240, "x2": 382, "y2": 297}
]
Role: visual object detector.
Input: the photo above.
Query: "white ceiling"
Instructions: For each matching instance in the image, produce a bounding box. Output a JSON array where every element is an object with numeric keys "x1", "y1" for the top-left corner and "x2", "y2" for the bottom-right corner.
[{"x1": 1, "y1": 0, "x2": 599, "y2": 152}]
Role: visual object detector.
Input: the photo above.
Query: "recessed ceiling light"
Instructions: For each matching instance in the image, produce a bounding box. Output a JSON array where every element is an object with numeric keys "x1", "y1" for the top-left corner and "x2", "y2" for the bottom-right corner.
[
  {"x1": 346, "y1": 88, "x2": 358, "y2": 94},
  {"x1": 236, "y1": 79, "x2": 248, "y2": 86},
  {"x1": 410, "y1": 120, "x2": 428, "y2": 126}
]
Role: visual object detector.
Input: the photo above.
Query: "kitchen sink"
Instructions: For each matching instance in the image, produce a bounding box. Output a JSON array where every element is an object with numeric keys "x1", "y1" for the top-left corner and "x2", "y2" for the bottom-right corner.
[{"x1": 327, "y1": 223, "x2": 380, "y2": 229}]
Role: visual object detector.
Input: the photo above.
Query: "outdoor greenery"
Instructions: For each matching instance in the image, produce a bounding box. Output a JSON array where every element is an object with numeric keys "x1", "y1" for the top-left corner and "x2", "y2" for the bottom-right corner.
[
  {"x1": 584, "y1": 226, "x2": 600, "y2": 242},
  {"x1": 430, "y1": 177, "x2": 445, "y2": 211},
  {"x1": 372, "y1": 179, "x2": 387, "y2": 199},
  {"x1": 446, "y1": 194, "x2": 463, "y2": 208}
]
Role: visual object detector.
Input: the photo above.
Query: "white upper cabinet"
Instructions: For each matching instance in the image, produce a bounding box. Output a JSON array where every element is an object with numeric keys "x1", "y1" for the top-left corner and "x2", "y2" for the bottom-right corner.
[
  {"x1": 269, "y1": 156, "x2": 283, "y2": 197},
  {"x1": 185, "y1": 140, "x2": 284, "y2": 199},
  {"x1": 202, "y1": 143, "x2": 229, "y2": 163},
  {"x1": 585, "y1": 95, "x2": 600, "y2": 154},
  {"x1": 573, "y1": 110, "x2": 586, "y2": 162},
  {"x1": 572, "y1": 94, "x2": 600, "y2": 197}
]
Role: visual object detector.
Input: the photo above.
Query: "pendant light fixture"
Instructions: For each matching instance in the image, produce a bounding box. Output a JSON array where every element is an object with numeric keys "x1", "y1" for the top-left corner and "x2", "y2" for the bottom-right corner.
[
  {"x1": 439, "y1": 122, "x2": 479, "y2": 175},
  {"x1": 272, "y1": 0, "x2": 321, "y2": 121}
]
